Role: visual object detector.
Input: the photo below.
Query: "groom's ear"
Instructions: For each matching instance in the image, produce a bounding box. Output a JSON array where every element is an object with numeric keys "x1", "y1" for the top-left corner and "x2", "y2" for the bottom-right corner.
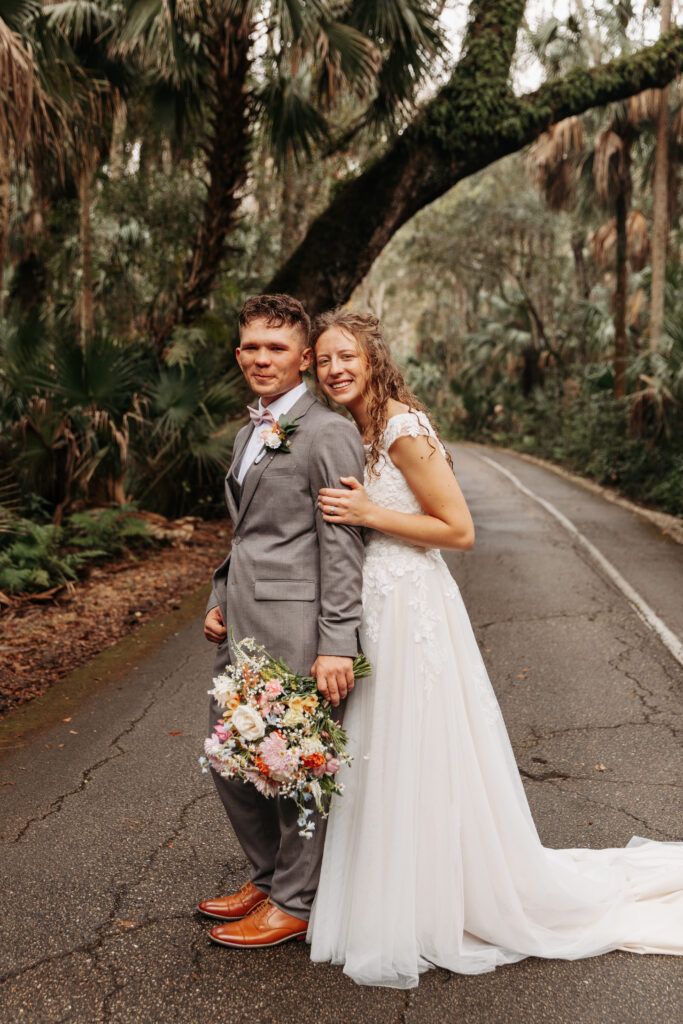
[{"x1": 299, "y1": 346, "x2": 313, "y2": 373}]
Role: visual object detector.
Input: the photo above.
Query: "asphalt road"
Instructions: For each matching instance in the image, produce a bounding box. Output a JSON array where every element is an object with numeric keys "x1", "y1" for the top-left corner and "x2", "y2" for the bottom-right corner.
[{"x1": 1, "y1": 445, "x2": 681, "y2": 1024}]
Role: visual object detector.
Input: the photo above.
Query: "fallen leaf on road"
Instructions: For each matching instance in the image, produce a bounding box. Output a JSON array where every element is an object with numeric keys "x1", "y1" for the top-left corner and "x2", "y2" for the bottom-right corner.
[
  {"x1": 594, "y1": 763, "x2": 607, "y2": 772},
  {"x1": 62, "y1": 717, "x2": 72, "y2": 722},
  {"x1": 69, "y1": 730, "x2": 78, "y2": 735},
  {"x1": 116, "y1": 920, "x2": 137, "y2": 929},
  {"x1": 168, "y1": 730, "x2": 183, "y2": 736}
]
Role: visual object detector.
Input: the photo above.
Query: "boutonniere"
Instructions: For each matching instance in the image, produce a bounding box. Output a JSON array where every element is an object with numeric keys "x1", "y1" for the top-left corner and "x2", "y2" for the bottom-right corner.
[{"x1": 258, "y1": 415, "x2": 299, "y2": 458}]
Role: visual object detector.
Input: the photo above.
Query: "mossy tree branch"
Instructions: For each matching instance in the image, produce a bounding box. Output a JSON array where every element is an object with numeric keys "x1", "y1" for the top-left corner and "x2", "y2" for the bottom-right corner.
[{"x1": 269, "y1": 11, "x2": 683, "y2": 314}]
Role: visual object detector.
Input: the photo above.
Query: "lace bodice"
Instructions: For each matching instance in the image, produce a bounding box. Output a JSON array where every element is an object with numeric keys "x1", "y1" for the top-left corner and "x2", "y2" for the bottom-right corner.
[
  {"x1": 364, "y1": 411, "x2": 444, "y2": 513},
  {"x1": 363, "y1": 411, "x2": 445, "y2": 557},
  {"x1": 361, "y1": 413, "x2": 456, "y2": 653}
]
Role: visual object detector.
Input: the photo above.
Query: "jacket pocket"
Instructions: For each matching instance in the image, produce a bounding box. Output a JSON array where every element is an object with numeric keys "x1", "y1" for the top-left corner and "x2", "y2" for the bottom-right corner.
[{"x1": 254, "y1": 579, "x2": 316, "y2": 601}]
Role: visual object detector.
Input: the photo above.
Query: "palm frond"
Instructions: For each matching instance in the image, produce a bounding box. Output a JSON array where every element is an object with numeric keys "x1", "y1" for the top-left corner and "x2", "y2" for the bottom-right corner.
[
  {"x1": 0, "y1": 0, "x2": 41, "y2": 32},
  {"x1": 257, "y1": 68, "x2": 329, "y2": 165},
  {"x1": 45, "y1": 1, "x2": 116, "y2": 45},
  {"x1": 315, "y1": 20, "x2": 380, "y2": 104},
  {"x1": 0, "y1": 16, "x2": 34, "y2": 150}
]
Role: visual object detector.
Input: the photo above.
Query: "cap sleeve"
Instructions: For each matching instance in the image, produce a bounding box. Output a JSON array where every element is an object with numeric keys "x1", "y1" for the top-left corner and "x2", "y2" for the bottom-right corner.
[{"x1": 382, "y1": 411, "x2": 437, "y2": 451}]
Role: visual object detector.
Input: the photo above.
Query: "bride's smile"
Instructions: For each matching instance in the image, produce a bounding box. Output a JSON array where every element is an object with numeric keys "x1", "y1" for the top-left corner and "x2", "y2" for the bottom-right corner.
[{"x1": 314, "y1": 326, "x2": 369, "y2": 417}]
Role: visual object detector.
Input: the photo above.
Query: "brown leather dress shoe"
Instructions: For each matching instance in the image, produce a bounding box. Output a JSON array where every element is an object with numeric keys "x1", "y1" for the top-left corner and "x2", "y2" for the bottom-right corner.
[
  {"x1": 208, "y1": 900, "x2": 308, "y2": 948},
  {"x1": 197, "y1": 880, "x2": 268, "y2": 921}
]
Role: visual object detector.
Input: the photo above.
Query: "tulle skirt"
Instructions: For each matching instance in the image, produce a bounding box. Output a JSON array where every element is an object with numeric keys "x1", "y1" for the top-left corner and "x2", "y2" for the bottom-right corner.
[{"x1": 307, "y1": 549, "x2": 683, "y2": 988}]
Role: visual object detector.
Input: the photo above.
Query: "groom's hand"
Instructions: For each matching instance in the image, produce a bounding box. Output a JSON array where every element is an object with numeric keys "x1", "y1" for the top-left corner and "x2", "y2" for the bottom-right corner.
[
  {"x1": 204, "y1": 606, "x2": 227, "y2": 644},
  {"x1": 311, "y1": 655, "x2": 354, "y2": 707}
]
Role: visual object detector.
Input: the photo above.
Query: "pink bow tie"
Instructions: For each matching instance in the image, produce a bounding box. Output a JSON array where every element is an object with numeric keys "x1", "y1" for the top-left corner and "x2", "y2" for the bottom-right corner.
[{"x1": 247, "y1": 405, "x2": 276, "y2": 427}]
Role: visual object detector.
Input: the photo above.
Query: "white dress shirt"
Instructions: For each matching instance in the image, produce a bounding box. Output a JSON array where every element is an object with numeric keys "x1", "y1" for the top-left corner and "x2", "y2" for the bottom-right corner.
[{"x1": 236, "y1": 381, "x2": 309, "y2": 484}]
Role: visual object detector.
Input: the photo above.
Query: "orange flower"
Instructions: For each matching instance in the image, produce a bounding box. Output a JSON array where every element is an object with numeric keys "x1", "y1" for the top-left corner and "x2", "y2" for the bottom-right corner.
[
  {"x1": 222, "y1": 695, "x2": 241, "y2": 719},
  {"x1": 254, "y1": 756, "x2": 271, "y2": 777},
  {"x1": 302, "y1": 752, "x2": 326, "y2": 771}
]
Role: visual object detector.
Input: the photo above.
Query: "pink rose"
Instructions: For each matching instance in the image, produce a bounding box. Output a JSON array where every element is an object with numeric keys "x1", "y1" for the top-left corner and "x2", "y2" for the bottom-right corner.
[
  {"x1": 312, "y1": 763, "x2": 327, "y2": 778},
  {"x1": 325, "y1": 758, "x2": 340, "y2": 775},
  {"x1": 265, "y1": 681, "x2": 283, "y2": 699},
  {"x1": 214, "y1": 723, "x2": 229, "y2": 743}
]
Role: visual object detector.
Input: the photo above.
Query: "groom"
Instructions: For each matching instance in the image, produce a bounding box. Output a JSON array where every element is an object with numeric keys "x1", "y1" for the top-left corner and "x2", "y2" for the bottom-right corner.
[{"x1": 199, "y1": 293, "x2": 365, "y2": 948}]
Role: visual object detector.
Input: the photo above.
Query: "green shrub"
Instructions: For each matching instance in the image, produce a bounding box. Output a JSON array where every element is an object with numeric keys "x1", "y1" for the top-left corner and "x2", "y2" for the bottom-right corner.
[
  {"x1": 67, "y1": 506, "x2": 154, "y2": 557},
  {"x1": 0, "y1": 504, "x2": 158, "y2": 594},
  {"x1": 0, "y1": 518, "x2": 99, "y2": 593}
]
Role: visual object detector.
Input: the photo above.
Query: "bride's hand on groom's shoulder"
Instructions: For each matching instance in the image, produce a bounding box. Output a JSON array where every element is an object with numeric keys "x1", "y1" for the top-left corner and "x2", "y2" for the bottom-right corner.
[{"x1": 318, "y1": 476, "x2": 373, "y2": 527}]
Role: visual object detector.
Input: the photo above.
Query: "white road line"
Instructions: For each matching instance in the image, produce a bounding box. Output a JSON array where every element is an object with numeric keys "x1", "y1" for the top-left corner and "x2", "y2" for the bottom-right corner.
[{"x1": 476, "y1": 453, "x2": 683, "y2": 669}]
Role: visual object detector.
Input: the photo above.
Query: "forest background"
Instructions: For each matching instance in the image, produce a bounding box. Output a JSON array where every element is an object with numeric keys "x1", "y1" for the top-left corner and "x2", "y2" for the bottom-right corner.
[{"x1": 0, "y1": 0, "x2": 681, "y2": 597}]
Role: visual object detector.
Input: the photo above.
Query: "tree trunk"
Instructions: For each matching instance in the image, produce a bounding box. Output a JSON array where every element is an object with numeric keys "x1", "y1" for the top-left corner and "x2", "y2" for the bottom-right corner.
[
  {"x1": 0, "y1": 136, "x2": 9, "y2": 306},
  {"x1": 108, "y1": 103, "x2": 128, "y2": 180},
  {"x1": 79, "y1": 154, "x2": 95, "y2": 348},
  {"x1": 147, "y1": 8, "x2": 252, "y2": 350},
  {"x1": 614, "y1": 188, "x2": 628, "y2": 398},
  {"x1": 649, "y1": 0, "x2": 673, "y2": 350},
  {"x1": 268, "y1": 22, "x2": 683, "y2": 315},
  {"x1": 571, "y1": 233, "x2": 589, "y2": 301}
]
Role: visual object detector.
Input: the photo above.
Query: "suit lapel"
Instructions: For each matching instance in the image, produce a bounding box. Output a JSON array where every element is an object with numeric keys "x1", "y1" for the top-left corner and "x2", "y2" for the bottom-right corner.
[
  {"x1": 224, "y1": 424, "x2": 252, "y2": 524},
  {"x1": 234, "y1": 389, "x2": 318, "y2": 529}
]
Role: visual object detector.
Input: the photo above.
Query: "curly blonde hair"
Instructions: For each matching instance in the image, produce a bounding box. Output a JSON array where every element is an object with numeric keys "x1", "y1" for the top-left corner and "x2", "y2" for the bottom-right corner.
[{"x1": 311, "y1": 309, "x2": 452, "y2": 474}]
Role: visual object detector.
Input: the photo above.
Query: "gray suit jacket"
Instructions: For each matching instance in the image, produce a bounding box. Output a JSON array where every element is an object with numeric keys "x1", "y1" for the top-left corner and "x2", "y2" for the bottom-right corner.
[{"x1": 206, "y1": 388, "x2": 365, "y2": 676}]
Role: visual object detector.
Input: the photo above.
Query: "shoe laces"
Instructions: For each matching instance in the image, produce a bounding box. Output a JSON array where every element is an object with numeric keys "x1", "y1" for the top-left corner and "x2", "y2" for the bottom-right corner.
[{"x1": 248, "y1": 898, "x2": 271, "y2": 920}]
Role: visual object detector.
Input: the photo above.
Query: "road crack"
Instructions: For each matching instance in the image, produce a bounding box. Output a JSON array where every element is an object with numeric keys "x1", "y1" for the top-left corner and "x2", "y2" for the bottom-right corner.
[
  {"x1": 10, "y1": 654, "x2": 194, "y2": 844},
  {"x1": 543, "y1": 780, "x2": 681, "y2": 841}
]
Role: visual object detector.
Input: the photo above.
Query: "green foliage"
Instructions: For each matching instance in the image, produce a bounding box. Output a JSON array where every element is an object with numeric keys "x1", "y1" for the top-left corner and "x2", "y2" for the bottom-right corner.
[
  {"x1": 3, "y1": 0, "x2": 682, "y2": 536},
  {"x1": 365, "y1": 141, "x2": 682, "y2": 517},
  {"x1": 483, "y1": 378, "x2": 683, "y2": 516},
  {"x1": 68, "y1": 504, "x2": 153, "y2": 555},
  {"x1": 0, "y1": 516, "x2": 95, "y2": 593},
  {"x1": 0, "y1": 503, "x2": 157, "y2": 594}
]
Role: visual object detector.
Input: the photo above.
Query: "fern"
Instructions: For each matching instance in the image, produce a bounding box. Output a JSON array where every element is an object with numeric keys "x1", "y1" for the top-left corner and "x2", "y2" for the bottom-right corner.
[{"x1": 67, "y1": 505, "x2": 154, "y2": 556}]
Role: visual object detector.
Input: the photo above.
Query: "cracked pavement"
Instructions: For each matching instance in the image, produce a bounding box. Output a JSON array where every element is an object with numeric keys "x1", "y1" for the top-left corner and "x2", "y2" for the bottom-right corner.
[{"x1": 0, "y1": 445, "x2": 681, "y2": 1024}]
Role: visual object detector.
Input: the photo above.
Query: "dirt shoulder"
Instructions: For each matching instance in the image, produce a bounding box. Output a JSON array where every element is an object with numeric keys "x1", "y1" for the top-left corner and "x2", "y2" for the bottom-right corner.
[{"x1": 0, "y1": 519, "x2": 231, "y2": 719}]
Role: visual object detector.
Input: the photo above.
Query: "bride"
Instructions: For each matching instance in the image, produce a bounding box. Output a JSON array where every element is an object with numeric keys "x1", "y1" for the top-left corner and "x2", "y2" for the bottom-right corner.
[{"x1": 305, "y1": 309, "x2": 683, "y2": 989}]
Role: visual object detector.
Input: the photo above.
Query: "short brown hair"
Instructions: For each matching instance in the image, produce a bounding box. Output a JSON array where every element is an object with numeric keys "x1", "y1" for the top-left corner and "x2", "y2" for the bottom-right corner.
[{"x1": 239, "y1": 294, "x2": 311, "y2": 347}]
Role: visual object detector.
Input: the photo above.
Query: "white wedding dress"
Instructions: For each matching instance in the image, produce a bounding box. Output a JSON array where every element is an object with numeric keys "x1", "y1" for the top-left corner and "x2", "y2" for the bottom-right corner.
[{"x1": 307, "y1": 412, "x2": 683, "y2": 989}]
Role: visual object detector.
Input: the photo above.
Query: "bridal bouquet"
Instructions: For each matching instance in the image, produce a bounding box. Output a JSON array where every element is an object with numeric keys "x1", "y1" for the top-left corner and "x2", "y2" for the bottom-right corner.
[{"x1": 200, "y1": 633, "x2": 370, "y2": 837}]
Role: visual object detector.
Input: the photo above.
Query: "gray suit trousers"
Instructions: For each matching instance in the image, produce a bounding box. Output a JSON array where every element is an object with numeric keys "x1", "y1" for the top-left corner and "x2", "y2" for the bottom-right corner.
[{"x1": 209, "y1": 695, "x2": 346, "y2": 920}]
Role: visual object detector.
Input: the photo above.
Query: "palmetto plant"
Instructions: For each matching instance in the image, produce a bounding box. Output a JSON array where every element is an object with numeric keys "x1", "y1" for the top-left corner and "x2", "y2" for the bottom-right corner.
[
  {"x1": 1, "y1": 310, "x2": 245, "y2": 519},
  {"x1": 1, "y1": 324, "x2": 148, "y2": 520},
  {"x1": 131, "y1": 349, "x2": 243, "y2": 516}
]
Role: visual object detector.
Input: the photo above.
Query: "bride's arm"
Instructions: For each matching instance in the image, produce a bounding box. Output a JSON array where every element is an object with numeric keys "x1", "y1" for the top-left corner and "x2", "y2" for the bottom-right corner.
[{"x1": 318, "y1": 434, "x2": 475, "y2": 551}]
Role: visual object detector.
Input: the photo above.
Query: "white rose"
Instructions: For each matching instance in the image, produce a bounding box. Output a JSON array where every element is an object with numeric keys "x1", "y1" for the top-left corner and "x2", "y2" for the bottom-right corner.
[
  {"x1": 231, "y1": 705, "x2": 266, "y2": 741},
  {"x1": 264, "y1": 431, "x2": 281, "y2": 449}
]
